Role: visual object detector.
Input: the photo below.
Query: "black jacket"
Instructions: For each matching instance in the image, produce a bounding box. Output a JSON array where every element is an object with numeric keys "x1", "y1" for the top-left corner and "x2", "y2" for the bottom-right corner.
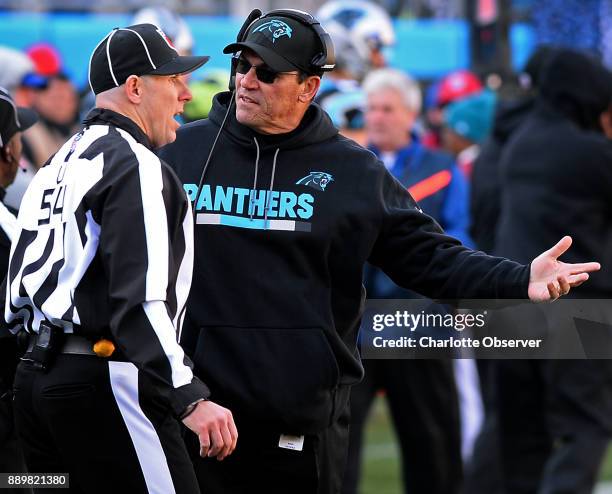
[
  {"x1": 471, "y1": 97, "x2": 534, "y2": 252},
  {"x1": 494, "y1": 59, "x2": 612, "y2": 296},
  {"x1": 159, "y1": 92, "x2": 529, "y2": 433}
]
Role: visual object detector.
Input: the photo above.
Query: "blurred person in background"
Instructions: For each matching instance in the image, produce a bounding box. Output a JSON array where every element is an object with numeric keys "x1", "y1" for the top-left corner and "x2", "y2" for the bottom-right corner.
[
  {"x1": 314, "y1": 23, "x2": 369, "y2": 145},
  {"x1": 0, "y1": 47, "x2": 46, "y2": 211},
  {"x1": 440, "y1": 89, "x2": 497, "y2": 476},
  {"x1": 422, "y1": 69, "x2": 483, "y2": 150},
  {"x1": 462, "y1": 46, "x2": 561, "y2": 494},
  {"x1": 0, "y1": 46, "x2": 47, "y2": 109},
  {"x1": 315, "y1": 0, "x2": 396, "y2": 145},
  {"x1": 23, "y1": 43, "x2": 80, "y2": 169},
  {"x1": 493, "y1": 48, "x2": 612, "y2": 494},
  {"x1": 442, "y1": 90, "x2": 497, "y2": 178},
  {"x1": 365, "y1": 68, "x2": 472, "y2": 244},
  {"x1": 342, "y1": 67, "x2": 469, "y2": 494},
  {"x1": 470, "y1": 45, "x2": 558, "y2": 254},
  {"x1": 0, "y1": 87, "x2": 38, "y2": 493}
]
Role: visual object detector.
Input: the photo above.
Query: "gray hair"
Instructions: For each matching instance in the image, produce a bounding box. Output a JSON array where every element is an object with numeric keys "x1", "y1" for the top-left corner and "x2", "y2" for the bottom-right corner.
[{"x1": 363, "y1": 68, "x2": 422, "y2": 114}]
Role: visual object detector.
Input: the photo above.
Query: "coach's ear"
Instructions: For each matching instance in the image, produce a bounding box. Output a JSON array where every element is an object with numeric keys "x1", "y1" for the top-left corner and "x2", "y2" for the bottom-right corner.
[
  {"x1": 124, "y1": 75, "x2": 144, "y2": 104},
  {"x1": 298, "y1": 75, "x2": 321, "y2": 104}
]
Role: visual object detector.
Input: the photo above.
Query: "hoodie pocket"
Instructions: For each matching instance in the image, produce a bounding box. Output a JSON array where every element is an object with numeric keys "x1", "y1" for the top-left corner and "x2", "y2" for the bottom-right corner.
[{"x1": 196, "y1": 326, "x2": 340, "y2": 434}]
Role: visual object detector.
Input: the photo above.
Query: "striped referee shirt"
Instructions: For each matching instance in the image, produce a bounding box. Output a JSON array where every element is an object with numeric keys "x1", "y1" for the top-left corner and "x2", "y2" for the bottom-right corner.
[{"x1": 4, "y1": 108, "x2": 209, "y2": 414}]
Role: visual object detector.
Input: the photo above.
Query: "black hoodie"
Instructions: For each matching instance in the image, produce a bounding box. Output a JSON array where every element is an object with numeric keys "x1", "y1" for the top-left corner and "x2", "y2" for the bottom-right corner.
[{"x1": 158, "y1": 92, "x2": 529, "y2": 433}]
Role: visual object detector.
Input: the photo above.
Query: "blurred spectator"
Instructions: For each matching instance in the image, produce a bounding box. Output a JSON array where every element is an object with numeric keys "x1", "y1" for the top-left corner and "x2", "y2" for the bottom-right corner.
[
  {"x1": 463, "y1": 46, "x2": 561, "y2": 494},
  {"x1": 423, "y1": 69, "x2": 484, "y2": 150},
  {"x1": 0, "y1": 47, "x2": 47, "y2": 210},
  {"x1": 440, "y1": 90, "x2": 497, "y2": 466},
  {"x1": 0, "y1": 46, "x2": 47, "y2": 108},
  {"x1": 470, "y1": 45, "x2": 558, "y2": 254},
  {"x1": 315, "y1": 0, "x2": 397, "y2": 145},
  {"x1": 437, "y1": 69, "x2": 484, "y2": 108},
  {"x1": 494, "y1": 48, "x2": 612, "y2": 494},
  {"x1": 22, "y1": 43, "x2": 80, "y2": 169},
  {"x1": 0, "y1": 87, "x2": 38, "y2": 491},
  {"x1": 442, "y1": 90, "x2": 496, "y2": 177},
  {"x1": 315, "y1": 21, "x2": 370, "y2": 144},
  {"x1": 343, "y1": 68, "x2": 467, "y2": 494}
]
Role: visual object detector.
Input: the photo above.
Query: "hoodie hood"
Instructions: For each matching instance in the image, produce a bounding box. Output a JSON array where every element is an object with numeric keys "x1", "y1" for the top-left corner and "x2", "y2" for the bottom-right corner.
[
  {"x1": 539, "y1": 49, "x2": 612, "y2": 131},
  {"x1": 208, "y1": 91, "x2": 338, "y2": 151},
  {"x1": 491, "y1": 97, "x2": 534, "y2": 144}
]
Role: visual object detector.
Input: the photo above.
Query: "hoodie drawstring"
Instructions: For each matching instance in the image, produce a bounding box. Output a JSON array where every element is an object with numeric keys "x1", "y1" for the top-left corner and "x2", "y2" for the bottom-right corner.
[
  {"x1": 249, "y1": 137, "x2": 280, "y2": 230},
  {"x1": 249, "y1": 137, "x2": 261, "y2": 220},
  {"x1": 263, "y1": 148, "x2": 280, "y2": 229}
]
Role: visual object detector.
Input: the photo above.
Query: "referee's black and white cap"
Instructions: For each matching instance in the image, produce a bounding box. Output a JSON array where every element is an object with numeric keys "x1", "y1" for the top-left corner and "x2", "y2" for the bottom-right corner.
[{"x1": 89, "y1": 23, "x2": 209, "y2": 95}]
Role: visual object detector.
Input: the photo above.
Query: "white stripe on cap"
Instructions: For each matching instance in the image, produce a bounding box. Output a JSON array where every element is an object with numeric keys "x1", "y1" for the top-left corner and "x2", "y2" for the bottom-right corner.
[
  {"x1": 106, "y1": 29, "x2": 120, "y2": 87},
  {"x1": 120, "y1": 28, "x2": 157, "y2": 70},
  {"x1": 88, "y1": 30, "x2": 114, "y2": 94}
]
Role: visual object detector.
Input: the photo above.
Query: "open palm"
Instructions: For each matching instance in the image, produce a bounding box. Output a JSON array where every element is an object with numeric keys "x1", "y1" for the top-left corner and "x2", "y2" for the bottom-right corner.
[{"x1": 528, "y1": 236, "x2": 600, "y2": 302}]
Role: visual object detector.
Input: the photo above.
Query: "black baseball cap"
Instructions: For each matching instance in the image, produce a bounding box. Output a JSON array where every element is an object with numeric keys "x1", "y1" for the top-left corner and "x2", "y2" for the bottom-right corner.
[
  {"x1": 223, "y1": 15, "x2": 324, "y2": 74},
  {"x1": 0, "y1": 87, "x2": 38, "y2": 148},
  {"x1": 89, "y1": 23, "x2": 210, "y2": 95}
]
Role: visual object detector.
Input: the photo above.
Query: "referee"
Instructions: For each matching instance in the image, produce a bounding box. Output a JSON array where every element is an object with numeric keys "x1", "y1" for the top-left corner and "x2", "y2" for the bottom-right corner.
[{"x1": 4, "y1": 24, "x2": 236, "y2": 493}]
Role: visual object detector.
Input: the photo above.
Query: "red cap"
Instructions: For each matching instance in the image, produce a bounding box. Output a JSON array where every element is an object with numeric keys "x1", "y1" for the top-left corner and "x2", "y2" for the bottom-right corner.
[
  {"x1": 437, "y1": 70, "x2": 483, "y2": 107},
  {"x1": 27, "y1": 43, "x2": 63, "y2": 77}
]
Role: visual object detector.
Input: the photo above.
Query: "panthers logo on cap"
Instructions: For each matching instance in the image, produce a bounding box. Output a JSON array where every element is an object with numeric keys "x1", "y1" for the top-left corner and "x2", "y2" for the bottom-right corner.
[
  {"x1": 253, "y1": 20, "x2": 293, "y2": 43},
  {"x1": 296, "y1": 172, "x2": 334, "y2": 191}
]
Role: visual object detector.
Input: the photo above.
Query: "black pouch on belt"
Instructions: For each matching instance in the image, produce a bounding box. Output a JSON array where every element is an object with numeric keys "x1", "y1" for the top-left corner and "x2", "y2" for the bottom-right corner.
[{"x1": 30, "y1": 322, "x2": 64, "y2": 372}]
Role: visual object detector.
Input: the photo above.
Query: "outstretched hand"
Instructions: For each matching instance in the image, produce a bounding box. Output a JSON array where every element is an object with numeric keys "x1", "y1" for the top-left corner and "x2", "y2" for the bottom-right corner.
[{"x1": 528, "y1": 236, "x2": 600, "y2": 302}]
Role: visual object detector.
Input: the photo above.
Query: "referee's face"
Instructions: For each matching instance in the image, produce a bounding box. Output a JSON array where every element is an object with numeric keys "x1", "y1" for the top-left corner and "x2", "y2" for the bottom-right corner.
[{"x1": 141, "y1": 74, "x2": 192, "y2": 148}]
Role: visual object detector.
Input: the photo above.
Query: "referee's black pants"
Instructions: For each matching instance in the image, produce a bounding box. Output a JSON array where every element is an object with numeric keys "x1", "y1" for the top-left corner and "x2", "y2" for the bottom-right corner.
[{"x1": 13, "y1": 355, "x2": 200, "y2": 494}]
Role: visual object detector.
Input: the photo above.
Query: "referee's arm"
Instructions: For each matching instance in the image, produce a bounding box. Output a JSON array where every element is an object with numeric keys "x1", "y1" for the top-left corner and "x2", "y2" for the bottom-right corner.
[{"x1": 97, "y1": 153, "x2": 237, "y2": 459}]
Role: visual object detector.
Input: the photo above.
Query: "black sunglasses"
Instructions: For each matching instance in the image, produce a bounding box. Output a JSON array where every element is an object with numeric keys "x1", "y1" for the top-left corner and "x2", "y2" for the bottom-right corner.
[{"x1": 235, "y1": 58, "x2": 296, "y2": 84}]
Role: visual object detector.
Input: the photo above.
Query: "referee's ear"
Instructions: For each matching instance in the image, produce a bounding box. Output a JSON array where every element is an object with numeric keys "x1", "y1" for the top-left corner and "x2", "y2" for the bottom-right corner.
[{"x1": 124, "y1": 75, "x2": 144, "y2": 105}]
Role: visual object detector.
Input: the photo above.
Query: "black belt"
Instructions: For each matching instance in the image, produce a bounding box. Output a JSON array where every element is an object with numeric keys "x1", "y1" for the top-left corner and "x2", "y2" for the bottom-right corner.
[{"x1": 25, "y1": 333, "x2": 97, "y2": 356}]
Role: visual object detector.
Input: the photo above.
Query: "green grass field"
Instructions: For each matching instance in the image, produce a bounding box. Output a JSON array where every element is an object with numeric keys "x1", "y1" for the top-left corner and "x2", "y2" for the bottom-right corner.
[{"x1": 359, "y1": 396, "x2": 612, "y2": 494}]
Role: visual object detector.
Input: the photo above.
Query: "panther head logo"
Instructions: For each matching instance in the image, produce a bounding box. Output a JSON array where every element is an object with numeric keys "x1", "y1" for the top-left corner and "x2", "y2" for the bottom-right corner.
[
  {"x1": 253, "y1": 20, "x2": 293, "y2": 43},
  {"x1": 296, "y1": 172, "x2": 334, "y2": 191}
]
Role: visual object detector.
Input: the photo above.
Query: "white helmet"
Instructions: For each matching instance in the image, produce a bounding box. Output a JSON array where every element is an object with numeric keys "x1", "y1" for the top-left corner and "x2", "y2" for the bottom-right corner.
[
  {"x1": 132, "y1": 7, "x2": 194, "y2": 55},
  {"x1": 323, "y1": 22, "x2": 371, "y2": 80},
  {"x1": 316, "y1": 0, "x2": 395, "y2": 52}
]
